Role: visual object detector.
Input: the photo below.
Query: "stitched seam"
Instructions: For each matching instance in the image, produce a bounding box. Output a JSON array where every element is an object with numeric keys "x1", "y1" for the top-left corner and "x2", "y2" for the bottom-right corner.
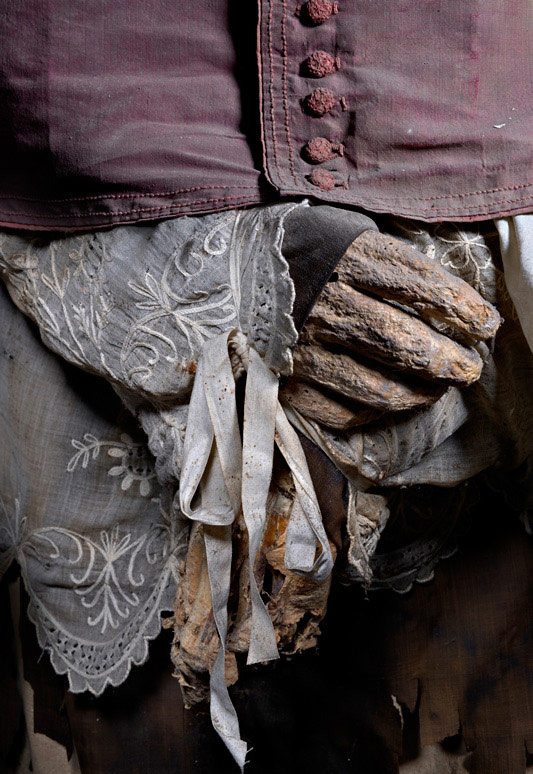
[
  {"x1": 404, "y1": 180, "x2": 533, "y2": 202},
  {"x1": 0, "y1": 184, "x2": 258, "y2": 204},
  {"x1": 414, "y1": 194, "x2": 533, "y2": 213},
  {"x1": 0, "y1": 194, "x2": 257, "y2": 219},
  {"x1": 309, "y1": 191, "x2": 533, "y2": 214},
  {"x1": 303, "y1": 178, "x2": 533, "y2": 204},
  {"x1": 267, "y1": 0, "x2": 281, "y2": 172},
  {"x1": 281, "y1": 0, "x2": 297, "y2": 182}
]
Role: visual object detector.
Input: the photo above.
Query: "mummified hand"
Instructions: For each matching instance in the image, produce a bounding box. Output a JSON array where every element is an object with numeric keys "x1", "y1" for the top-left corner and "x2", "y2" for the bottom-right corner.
[{"x1": 281, "y1": 208, "x2": 502, "y2": 430}]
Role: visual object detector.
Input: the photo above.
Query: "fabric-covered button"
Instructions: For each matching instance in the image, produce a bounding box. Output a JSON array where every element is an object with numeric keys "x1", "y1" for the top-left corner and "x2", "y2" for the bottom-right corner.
[
  {"x1": 303, "y1": 51, "x2": 340, "y2": 78},
  {"x1": 303, "y1": 137, "x2": 344, "y2": 164},
  {"x1": 299, "y1": 0, "x2": 339, "y2": 25},
  {"x1": 308, "y1": 168, "x2": 337, "y2": 190},
  {"x1": 304, "y1": 88, "x2": 336, "y2": 117}
]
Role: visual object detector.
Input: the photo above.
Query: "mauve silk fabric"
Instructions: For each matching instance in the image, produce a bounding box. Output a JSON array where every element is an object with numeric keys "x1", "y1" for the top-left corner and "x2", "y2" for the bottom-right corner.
[{"x1": 0, "y1": 0, "x2": 532, "y2": 230}]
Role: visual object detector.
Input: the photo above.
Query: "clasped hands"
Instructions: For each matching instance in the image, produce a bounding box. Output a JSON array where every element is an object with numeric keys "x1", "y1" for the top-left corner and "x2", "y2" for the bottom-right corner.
[{"x1": 282, "y1": 210, "x2": 501, "y2": 430}]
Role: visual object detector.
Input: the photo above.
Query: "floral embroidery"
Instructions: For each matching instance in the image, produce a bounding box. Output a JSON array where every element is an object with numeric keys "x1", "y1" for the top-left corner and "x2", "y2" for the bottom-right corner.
[
  {"x1": 122, "y1": 218, "x2": 238, "y2": 387},
  {"x1": 68, "y1": 433, "x2": 156, "y2": 496},
  {"x1": 0, "y1": 492, "x2": 188, "y2": 693},
  {"x1": 0, "y1": 214, "x2": 242, "y2": 391},
  {"x1": 30, "y1": 522, "x2": 174, "y2": 634}
]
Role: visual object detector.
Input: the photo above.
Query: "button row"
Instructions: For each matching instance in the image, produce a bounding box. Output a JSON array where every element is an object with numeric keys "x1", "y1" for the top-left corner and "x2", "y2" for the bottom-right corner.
[{"x1": 297, "y1": 2, "x2": 344, "y2": 189}]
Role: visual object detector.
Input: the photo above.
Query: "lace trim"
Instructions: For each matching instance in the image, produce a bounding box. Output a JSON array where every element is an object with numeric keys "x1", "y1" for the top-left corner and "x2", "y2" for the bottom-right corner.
[
  {"x1": 24, "y1": 560, "x2": 178, "y2": 694},
  {"x1": 1, "y1": 494, "x2": 188, "y2": 695},
  {"x1": 236, "y1": 202, "x2": 307, "y2": 375},
  {"x1": 367, "y1": 539, "x2": 459, "y2": 594}
]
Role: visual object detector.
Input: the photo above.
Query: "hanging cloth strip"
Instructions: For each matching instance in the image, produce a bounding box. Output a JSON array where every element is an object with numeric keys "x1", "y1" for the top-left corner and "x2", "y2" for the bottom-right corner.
[{"x1": 179, "y1": 328, "x2": 334, "y2": 769}]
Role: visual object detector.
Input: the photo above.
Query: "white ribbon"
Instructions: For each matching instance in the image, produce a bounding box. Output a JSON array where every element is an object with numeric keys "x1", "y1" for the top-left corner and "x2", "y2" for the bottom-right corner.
[{"x1": 180, "y1": 329, "x2": 334, "y2": 770}]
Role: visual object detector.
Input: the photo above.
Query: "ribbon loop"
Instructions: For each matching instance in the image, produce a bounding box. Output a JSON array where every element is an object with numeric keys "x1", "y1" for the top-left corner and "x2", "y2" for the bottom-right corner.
[
  {"x1": 275, "y1": 406, "x2": 334, "y2": 583},
  {"x1": 179, "y1": 328, "x2": 334, "y2": 770}
]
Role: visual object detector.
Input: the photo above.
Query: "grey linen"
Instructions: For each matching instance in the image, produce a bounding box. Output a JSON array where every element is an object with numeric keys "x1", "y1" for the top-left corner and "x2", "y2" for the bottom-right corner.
[
  {"x1": 0, "y1": 202, "x2": 336, "y2": 767},
  {"x1": 2, "y1": 205, "x2": 533, "y2": 766}
]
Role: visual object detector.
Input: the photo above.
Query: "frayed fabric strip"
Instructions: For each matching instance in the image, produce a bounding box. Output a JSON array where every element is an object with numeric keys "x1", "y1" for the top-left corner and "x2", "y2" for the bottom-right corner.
[
  {"x1": 0, "y1": 200, "x2": 313, "y2": 713},
  {"x1": 179, "y1": 328, "x2": 334, "y2": 768}
]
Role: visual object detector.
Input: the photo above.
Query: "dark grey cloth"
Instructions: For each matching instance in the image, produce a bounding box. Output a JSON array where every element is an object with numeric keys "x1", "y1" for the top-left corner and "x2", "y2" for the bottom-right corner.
[{"x1": 283, "y1": 205, "x2": 376, "y2": 330}]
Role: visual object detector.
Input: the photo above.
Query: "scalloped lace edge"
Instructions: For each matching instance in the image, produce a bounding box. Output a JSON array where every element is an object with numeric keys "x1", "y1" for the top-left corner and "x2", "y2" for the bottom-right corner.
[{"x1": 18, "y1": 557, "x2": 178, "y2": 696}]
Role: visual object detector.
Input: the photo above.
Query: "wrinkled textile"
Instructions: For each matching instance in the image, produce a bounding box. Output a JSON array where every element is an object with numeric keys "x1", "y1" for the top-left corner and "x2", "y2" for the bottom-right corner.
[
  {"x1": 0, "y1": 0, "x2": 268, "y2": 230},
  {"x1": 496, "y1": 215, "x2": 533, "y2": 354},
  {"x1": 285, "y1": 216, "x2": 533, "y2": 590},
  {"x1": 0, "y1": 202, "x2": 337, "y2": 767},
  {"x1": 0, "y1": 282, "x2": 187, "y2": 695},
  {"x1": 1, "y1": 0, "x2": 533, "y2": 229}
]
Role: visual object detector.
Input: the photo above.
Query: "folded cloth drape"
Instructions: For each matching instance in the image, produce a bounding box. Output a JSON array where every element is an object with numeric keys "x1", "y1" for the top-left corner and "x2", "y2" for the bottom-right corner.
[
  {"x1": 179, "y1": 328, "x2": 332, "y2": 767},
  {"x1": 0, "y1": 201, "x2": 335, "y2": 767}
]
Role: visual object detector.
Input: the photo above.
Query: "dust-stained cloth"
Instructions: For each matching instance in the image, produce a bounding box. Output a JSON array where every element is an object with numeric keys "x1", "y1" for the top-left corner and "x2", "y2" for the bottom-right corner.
[
  {"x1": 2, "y1": 206, "x2": 533, "y2": 769},
  {"x1": 0, "y1": 202, "x2": 336, "y2": 766}
]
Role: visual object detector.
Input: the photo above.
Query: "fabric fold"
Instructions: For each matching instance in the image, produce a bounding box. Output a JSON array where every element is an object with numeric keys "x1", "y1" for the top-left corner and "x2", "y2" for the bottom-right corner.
[
  {"x1": 179, "y1": 328, "x2": 334, "y2": 769},
  {"x1": 241, "y1": 345, "x2": 280, "y2": 666},
  {"x1": 0, "y1": 202, "x2": 315, "y2": 718}
]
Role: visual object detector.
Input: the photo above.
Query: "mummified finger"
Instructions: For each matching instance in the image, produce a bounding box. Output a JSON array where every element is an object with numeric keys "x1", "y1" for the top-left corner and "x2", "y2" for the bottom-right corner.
[
  {"x1": 280, "y1": 378, "x2": 382, "y2": 430},
  {"x1": 307, "y1": 281, "x2": 483, "y2": 386},
  {"x1": 292, "y1": 343, "x2": 445, "y2": 412},
  {"x1": 337, "y1": 230, "x2": 501, "y2": 341}
]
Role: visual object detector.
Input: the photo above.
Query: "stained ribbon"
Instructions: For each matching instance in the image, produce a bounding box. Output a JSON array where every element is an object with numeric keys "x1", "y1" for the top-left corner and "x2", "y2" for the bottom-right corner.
[{"x1": 179, "y1": 328, "x2": 334, "y2": 769}]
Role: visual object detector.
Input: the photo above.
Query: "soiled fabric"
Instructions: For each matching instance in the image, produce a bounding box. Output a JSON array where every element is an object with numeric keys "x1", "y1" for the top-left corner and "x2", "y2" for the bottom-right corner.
[
  {"x1": 2, "y1": 207, "x2": 533, "y2": 770},
  {"x1": 286, "y1": 215, "x2": 533, "y2": 590},
  {"x1": 0, "y1": 0, "x2": 532, "y2": 229},
  {"x1": 0, "y1": 202, "x2": 338, "y2": 766}
]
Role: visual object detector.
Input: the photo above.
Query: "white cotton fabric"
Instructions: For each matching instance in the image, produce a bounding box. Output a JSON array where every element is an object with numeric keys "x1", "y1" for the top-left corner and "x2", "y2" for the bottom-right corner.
[
  {"x1": 0, "y1": 202, "x2": 335, "y2": 768},
  {"x1": 0, "y1": 280, "x2": 187, "y2": 694},
  {"x1": 495, "y1": 215, "x2": 533, "y2": 355}
]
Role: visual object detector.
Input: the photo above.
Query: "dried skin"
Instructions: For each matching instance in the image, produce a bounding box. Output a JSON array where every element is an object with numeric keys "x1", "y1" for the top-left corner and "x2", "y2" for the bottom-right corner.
[
  {"x1": 293, "y1": 343, "x2": 445, "y2": 412},
  {"x1": 171, "y1": 523, "x2": 239, "y2": 706},
  {"x1": 281, "y1": 378, "x2": 382, "y2": 429},
  {"x1": 307, "y1": 281, "x2": 483, "y2": 386},
  {"x1": 263, "y1": 514, "x2": 333, "y2": 654},
  {"x1": 229, "y1": 465, "x2": 334, "y2": 655},
  {"x1": 172, "y1": 462, "x2": 333, "y2": 704},
  {"x1": 338, "y1": 230, "x2": 501, "y2": 341}
]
